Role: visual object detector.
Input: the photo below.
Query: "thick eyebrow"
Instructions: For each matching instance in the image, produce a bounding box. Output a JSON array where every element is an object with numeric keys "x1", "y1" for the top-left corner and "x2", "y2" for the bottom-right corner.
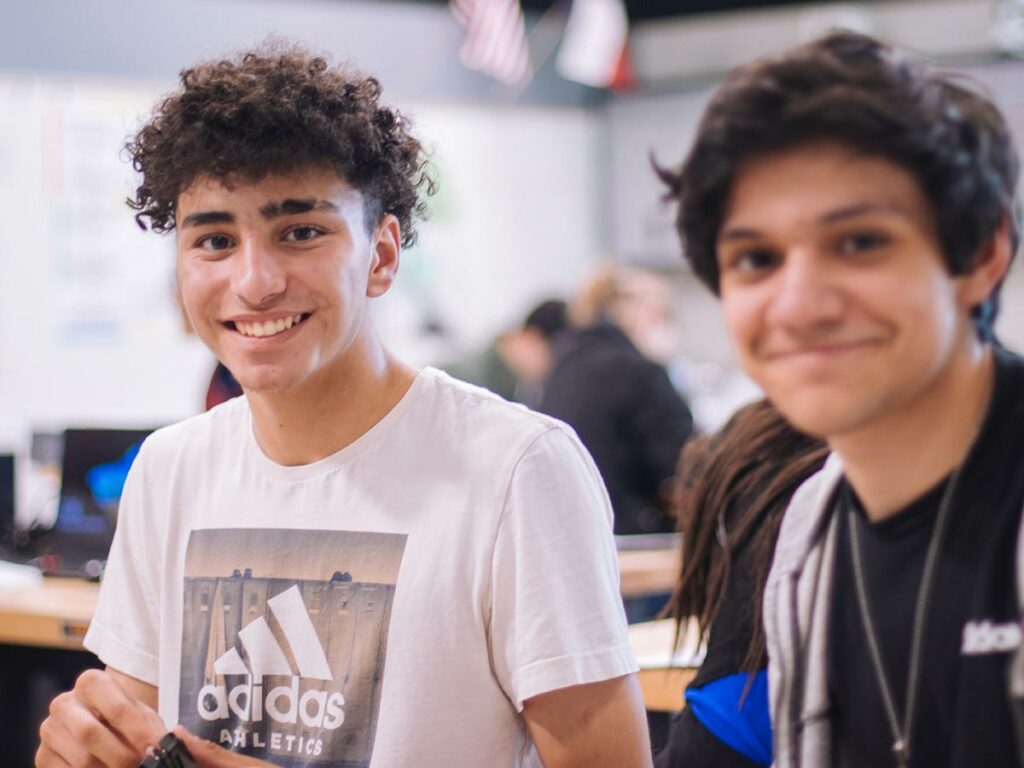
[
  {"x1": 819, "y1": 202, "x2": 910, "y2": 224},
  {"x1": 718, "y1": 202, "x2": 911, "y2": 242},
  {"x1": 717, "y1": 226, "x2": 762, "y2": 243},
  {"x1": 179, "y1": 211, "x2": 235, "y2": 230},
  {"x1": 258, "y1": 198, "x2": 339, "y2": 220}
]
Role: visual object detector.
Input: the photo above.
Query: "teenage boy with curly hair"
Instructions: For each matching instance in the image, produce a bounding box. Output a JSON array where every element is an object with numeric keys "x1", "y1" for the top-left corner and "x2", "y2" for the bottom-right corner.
[
  {"x1": 660, "y1": 31, "x2": 1023, "y2": 767},
  {"x1": 36, "y1": 47, "x2": 650, "y2": 768}
]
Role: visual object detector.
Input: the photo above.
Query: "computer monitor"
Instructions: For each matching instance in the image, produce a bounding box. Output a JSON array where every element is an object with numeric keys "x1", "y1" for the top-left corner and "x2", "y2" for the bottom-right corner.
[{"x1": 49, "y1": 427, "x2": 155, "y2": 575}]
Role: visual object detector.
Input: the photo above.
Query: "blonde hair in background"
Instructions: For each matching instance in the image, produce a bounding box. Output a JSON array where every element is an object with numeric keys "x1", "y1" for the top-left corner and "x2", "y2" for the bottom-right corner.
[{"x1": 571, "y1": 263, "x2": 680, "y2": 362}]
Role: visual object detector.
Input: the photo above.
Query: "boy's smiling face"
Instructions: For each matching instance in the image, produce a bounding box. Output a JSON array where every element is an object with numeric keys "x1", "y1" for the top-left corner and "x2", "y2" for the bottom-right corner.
[
  {"x1": 716, "y1": 142, "x2": 996, "y2": 440},
  {"x1": 175, "y1": 168, "x2": 399, "y2": 397}
]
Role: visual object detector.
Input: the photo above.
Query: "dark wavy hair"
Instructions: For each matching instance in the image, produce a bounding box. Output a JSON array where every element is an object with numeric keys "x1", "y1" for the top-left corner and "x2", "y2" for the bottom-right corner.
[
  {"x1": 667, "y1": 399, "x2": 828, "y2": 670},
  {"x1": 657, "y1": 31, "x2": 1020, "y2": 338},
  {"x1": 127, "y1": 43, "x2": 435, "y2": 247}
]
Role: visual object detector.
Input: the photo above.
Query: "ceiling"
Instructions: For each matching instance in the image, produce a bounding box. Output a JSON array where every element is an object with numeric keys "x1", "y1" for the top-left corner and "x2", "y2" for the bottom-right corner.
[{"x1": 409, "y1": 0, "x2": 882, "y2": 22}]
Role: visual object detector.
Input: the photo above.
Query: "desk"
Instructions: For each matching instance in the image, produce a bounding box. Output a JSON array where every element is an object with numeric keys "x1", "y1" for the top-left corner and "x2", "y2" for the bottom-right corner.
[
  {"x1": 618, "y1": 547, "x2": 680, "y2": 600},
  {"x1": 0, "y1": 546, "x2": 682, "y2": 651},
  {"x1": 0, "y1": 583, "x2": 696, "y2": 712},
  {"x1": 628, "y1": 618, "x2": 700, "y2": 712},
  {"x1": 616, "y1": 533, "x2": 681, "y2": 600},
  {"x1": 0, "y1": 577, "x2": 98, "y2": 650}
]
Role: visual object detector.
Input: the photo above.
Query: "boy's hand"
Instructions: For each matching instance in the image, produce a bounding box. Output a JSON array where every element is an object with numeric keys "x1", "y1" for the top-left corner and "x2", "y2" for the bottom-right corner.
[{"x1": 36, "y1": 668, "x2": 165, "y2": 767}]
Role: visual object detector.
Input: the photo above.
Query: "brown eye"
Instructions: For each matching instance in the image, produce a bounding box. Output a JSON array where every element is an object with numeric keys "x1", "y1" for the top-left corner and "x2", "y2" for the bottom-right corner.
[
  {"x1": 838, "y1": 232, "x2": 889, "y2": 255},
  {"x1": 283, "y1": 226, "x2": 324, "y2": 243},
  {"x1": 732, "y1": 248, "x2": 780, "y2": 273},
  {"x1": 197, "y1": 234, "x2": 233, "y2": 251}
]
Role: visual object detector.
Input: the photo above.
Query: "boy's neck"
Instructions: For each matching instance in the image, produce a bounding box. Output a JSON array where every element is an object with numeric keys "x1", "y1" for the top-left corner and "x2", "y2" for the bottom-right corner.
[
  {"x1": 245, "y1": 337, "x2": 419, "y2": 467},
  {"x1": 831, "y1": 340, "x2": 995, "y2": 523}
]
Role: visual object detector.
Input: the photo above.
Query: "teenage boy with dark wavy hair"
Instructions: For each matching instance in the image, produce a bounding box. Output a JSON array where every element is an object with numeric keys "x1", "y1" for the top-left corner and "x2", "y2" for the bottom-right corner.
[
  {"x1": 36, "y1": 46, "x2": 651, "y2": 768},
  {"x1": 659, "y1": 31, "x2": 1024, "y2": 768}
]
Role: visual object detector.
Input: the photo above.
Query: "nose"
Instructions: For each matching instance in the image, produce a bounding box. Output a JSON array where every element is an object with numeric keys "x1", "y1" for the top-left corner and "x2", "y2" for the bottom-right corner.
[
  {"x1": 766, "y1": 250, "x2": 844, "y2": 333},
  {"x1": 232, "y1": 237, "x2": 286, "y2": 308}
]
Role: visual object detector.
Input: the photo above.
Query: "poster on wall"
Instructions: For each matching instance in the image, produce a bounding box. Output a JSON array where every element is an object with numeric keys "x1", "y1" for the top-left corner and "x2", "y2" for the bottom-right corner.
[{"x1": 41, "y1": 82, "x2": 179, "y2": 347}]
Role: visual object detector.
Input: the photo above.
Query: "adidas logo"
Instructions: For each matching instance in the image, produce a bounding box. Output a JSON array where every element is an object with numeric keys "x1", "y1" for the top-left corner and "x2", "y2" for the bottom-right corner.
[
  {"x1": 961, "y1": 619, "x2": 1022, "y2": 656},
  {"x1": 197, "y1": 584, "x2": 345, "y2": 730}
]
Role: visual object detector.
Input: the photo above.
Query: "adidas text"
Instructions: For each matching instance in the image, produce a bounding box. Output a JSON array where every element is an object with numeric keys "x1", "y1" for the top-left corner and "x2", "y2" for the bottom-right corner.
[
  {"x1": 960, "y1": 620, "x2": 1022, "y2": 655},
  {"x1": 198, "y1": 678, "x2": 346, "y2": 729}
]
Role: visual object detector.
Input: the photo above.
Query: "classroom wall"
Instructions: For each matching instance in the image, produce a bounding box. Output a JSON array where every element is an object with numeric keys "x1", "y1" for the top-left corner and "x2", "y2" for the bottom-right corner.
[
  {"x1": 0, "y1": 0, "x2": 610, "y2": 435},
  {"x1": 1, "y1": 0, "x2": 1022, "y2": 438},
  {"x1": 0, "y1": 73, "x2": 603, "y2": 434}
]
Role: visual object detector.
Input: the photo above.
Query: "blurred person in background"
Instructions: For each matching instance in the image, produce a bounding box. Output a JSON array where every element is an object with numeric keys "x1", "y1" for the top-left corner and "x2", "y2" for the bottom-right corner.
[
  {"x1": 660, "y1": 30, "x2": 1023, "y2": 768},
  {"x1": 538, "y1": 266, "x2": 695, "y2": 535},
  {"x1": 443, "y1": 299, "x2": 568, "y2": 405},
  {"x1": 656, "y1": 400, "x2": 827, "y2": 767},
  {"x1": 501, "y1": 299, "x2": 570, "y2": 406},
  {"x1": 440, "y1": 330, "x2": 521, "y2": 401}
]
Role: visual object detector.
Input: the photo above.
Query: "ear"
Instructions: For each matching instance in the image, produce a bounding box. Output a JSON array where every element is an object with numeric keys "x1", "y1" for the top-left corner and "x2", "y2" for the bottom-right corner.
[
  {"x1": 957, "y1": 216, "x2": 1013, "y2": 310},
  {"x1": 366, "y1": 214, "x2": 402, "y2": 298}
]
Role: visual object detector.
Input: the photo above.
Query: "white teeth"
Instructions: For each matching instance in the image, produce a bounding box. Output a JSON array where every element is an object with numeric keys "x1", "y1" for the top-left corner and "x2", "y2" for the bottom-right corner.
[{"x1": 235, "y1": 313, "x2": 304, "y2": 338}]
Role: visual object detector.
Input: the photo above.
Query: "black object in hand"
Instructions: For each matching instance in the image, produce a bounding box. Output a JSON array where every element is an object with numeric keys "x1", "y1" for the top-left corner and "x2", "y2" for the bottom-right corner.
[{"x1": 139, "y1": 733, "x2": 199, "y2": 768}]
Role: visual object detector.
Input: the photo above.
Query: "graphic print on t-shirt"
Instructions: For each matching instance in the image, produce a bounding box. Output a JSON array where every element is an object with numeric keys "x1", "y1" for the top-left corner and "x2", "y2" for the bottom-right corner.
[{"x1": 179, "y1": 528, "x2": 406, "y2": 768}]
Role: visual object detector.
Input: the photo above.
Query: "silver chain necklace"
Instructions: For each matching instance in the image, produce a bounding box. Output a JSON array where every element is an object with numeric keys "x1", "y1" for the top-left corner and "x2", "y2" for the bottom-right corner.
[{"x1": 846, "y1": 463, "x2": 964, "y2": 768}]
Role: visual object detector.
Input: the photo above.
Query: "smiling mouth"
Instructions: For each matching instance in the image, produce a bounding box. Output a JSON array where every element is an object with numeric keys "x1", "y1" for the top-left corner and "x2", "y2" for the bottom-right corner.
[
  {"x1": 226, "y1": 313, "x2": 311, "y2": 339},
  {"x1": 767, "y1": 339, "x2": 882, "y2": 360}
]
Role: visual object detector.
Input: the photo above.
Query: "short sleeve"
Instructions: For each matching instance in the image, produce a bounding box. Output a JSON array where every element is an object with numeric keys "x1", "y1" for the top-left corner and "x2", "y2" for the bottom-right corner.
[
  {"x1": 83, "y1": 439, "x2": 162, "y2": 686},
  {"x1": 488, "y1": 426, "x2": 638, "y2": 710}
]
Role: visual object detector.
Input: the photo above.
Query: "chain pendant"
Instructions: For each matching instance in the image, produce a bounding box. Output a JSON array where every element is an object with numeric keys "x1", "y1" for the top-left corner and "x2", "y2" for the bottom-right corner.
[{"x1": 893, "y1": 738, "x2": 909, "y2": 768}]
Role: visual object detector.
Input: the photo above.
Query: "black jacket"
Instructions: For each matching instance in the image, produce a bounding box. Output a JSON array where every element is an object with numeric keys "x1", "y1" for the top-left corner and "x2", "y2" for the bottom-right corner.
[{"x1": 538, "y1": 322, "x2": 694, "y2": 534}]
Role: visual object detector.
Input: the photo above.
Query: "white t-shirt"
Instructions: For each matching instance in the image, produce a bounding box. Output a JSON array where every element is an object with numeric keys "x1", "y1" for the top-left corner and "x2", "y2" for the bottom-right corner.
[{"x1": 85, "y1": 368, "x2": 637, "y2": 767}]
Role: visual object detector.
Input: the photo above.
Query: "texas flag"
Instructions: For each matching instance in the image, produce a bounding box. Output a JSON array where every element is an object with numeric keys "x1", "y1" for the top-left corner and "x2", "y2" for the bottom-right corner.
[{"x1": 556, "y1": 0, "x2": 634, "y2": 90}]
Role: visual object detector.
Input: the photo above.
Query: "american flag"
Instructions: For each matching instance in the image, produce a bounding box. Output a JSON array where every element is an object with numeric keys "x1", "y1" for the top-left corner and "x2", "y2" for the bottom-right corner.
[{"x1": 450, "y1": 0, "x2": 531, "y2": 87}]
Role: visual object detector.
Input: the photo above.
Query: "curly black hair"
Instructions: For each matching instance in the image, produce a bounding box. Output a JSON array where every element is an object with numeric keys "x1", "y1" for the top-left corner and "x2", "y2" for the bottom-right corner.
[
  {"x1": 657, "y1": 31, "x2": 1020, "y2": 337},
  {"x1": 127, "y1": 43, "x2": 436, "y2": 247}
]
